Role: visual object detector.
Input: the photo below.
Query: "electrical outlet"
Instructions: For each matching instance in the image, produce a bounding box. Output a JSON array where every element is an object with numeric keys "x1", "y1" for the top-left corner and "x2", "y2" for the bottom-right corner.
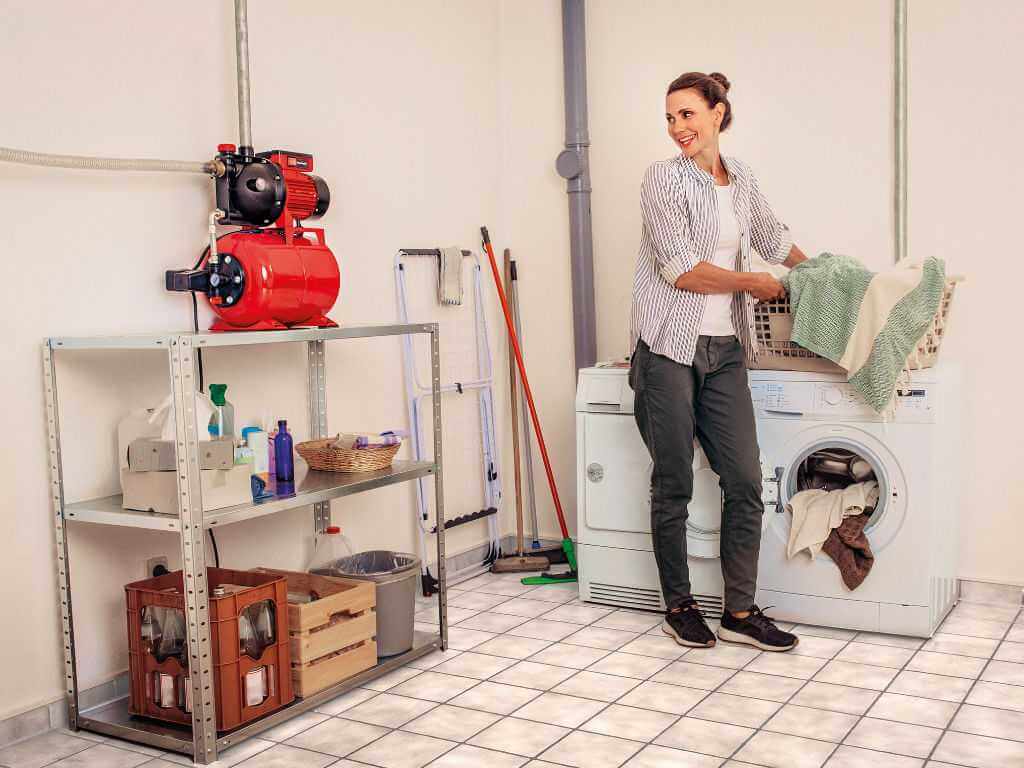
[{"x1": 146, "y1": 556, "x2": 169, "y2": 578}]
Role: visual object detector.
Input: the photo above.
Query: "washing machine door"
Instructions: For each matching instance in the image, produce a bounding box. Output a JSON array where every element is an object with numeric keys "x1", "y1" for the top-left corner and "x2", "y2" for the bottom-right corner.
[
  {"x1": 761, "y1": 424, "x2": 907, "y2": 553},
  {"x1": 582, "y1": 413, "x2": 722, "y2": 557}
]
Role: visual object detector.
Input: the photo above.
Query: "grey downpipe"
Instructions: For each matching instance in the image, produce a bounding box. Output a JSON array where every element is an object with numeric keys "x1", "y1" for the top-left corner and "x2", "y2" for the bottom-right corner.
[
  {"x1": 556, "y1": 0, "x2": 597, "y2": 370},
  {"x1": 894, "y1": 0, "x2": 907, "y2": 264},
  {"x1": 234, "y1": 0, "x2": 254, "y2": 156}
]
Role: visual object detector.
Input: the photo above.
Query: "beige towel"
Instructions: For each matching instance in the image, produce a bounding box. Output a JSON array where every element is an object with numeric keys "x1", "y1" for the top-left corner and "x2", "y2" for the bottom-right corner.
[{"x1": 786, "y1": 481, "x2": 879, "y2": 559}]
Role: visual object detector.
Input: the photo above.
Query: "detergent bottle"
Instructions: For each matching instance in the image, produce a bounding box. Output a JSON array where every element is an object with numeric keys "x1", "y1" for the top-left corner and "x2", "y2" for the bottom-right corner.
[{"x1": 207, "y1": 384, "x2": 235, "y2": 438}]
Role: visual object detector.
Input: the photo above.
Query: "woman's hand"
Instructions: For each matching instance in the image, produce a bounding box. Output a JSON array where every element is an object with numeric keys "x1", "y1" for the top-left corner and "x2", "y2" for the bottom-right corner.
[{"x1": 748, "y1": 272, "x2": 786, "y2": 302}]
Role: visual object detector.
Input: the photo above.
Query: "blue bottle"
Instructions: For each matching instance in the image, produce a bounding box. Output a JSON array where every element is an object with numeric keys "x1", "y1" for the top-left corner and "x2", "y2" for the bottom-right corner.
[{"x1": 274, "y1": 419, "x2": 295, "y2": 496}]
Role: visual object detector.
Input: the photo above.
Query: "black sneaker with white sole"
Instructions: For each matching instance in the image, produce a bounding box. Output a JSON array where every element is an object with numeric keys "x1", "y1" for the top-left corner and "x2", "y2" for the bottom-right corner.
[
  {"x1": 718, "y1": 605, "x2": 799, "y2": 651},
  {"x1": 662, "y1": 599, "x2": 716, "y2": 648}
]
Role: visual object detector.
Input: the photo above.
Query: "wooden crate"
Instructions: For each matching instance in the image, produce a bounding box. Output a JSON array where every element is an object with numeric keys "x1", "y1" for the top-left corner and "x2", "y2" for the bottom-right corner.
[{"x1": 255, "y1": 569, "x2": 377, "y2": 697}]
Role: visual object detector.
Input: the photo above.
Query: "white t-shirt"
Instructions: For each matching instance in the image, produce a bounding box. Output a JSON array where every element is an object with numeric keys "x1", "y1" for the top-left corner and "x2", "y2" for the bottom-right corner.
[{"x1": 698, "y1": 184, "x2": 740, "y2": 337}]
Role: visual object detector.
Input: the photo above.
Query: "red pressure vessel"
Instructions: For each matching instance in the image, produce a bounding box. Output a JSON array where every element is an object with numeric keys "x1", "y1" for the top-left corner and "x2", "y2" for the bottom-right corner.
[{"x1": 208, "y1": 229, "x2": 340, "y2": 332}]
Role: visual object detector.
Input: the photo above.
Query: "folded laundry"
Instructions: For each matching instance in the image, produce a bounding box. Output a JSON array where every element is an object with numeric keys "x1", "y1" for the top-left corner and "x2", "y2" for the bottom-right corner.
[
  {"x1": 786, "y1": 481, "x2": 879, "y2": 560},
  {"x1": 331, "y1": 431, "x2": 405, "y2": 450},
  {"x1": 781, "y1": 253, "x2": 946, "y2": 413},
  {"x1": 822, "y1": 514, "x2": 875, "y2": 589}
]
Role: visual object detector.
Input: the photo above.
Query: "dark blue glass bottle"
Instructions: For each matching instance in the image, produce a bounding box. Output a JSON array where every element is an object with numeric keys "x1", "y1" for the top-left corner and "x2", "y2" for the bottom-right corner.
[{"x1": 274, "y1": 419, "x2": 295, "y2": 496}]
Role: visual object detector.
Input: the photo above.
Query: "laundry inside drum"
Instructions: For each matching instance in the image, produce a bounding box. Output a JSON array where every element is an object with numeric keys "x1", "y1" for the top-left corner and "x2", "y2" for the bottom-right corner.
[{"x1": 794, "y1": 447, "x2": 885, "y2": 531}]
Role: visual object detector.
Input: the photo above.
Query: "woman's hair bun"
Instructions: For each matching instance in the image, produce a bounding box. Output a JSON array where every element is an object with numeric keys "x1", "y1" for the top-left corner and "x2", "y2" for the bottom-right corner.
[{"x1": 708, "y1": 72, "x2": 731, "y2": 93}]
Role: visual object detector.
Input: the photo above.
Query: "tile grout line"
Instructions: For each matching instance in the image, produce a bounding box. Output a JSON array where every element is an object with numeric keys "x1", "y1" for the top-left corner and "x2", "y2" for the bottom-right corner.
[{"x1": 919, "y1": 603, "x2": 1023, "y2": 767}]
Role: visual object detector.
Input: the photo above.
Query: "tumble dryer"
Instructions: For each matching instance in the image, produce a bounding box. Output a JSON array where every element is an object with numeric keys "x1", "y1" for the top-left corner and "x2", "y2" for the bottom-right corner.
[
  {"x1": 576, "y1": 365, "x2": 726, "y2": 616},
  {"x1": 750, "y1": 366, "x2": 962, "y2": 637}
]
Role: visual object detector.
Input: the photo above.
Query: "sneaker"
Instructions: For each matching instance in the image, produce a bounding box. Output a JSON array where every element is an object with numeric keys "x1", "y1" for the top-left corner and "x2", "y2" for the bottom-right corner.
[
  {"x1": 718, "y1": 605, "x2": 799, "y2": 651},
  {"x1": 662, "y1": 599, "x2": 716, "y2": 648}
]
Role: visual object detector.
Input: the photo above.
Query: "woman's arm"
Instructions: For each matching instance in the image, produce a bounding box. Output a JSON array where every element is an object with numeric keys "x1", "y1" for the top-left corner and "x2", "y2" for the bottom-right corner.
[
  {"x1": 675, "y1": 262, "x2": 785, "y2": 300},
  {"x1": 640, "y1": 162, "x2": 697, "y2": 285},
  {"x1": 783, "y1": 244, "x2": 808, "y2": 268},
  {"x1": 748, "y1": 167, "x2": 794, "y2": 265}
]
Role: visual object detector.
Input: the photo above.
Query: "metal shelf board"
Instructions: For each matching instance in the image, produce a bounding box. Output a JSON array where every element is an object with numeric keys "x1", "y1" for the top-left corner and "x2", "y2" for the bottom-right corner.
[
  {"x1": 76, "y1": 631, "x2": 442, "y2": 758},
  {"x1": 48, "y1": 322, "x2": 438, "y2": 351},
  {"x1": 64, "y1": 461, "x2": 436, "y2": 530}
]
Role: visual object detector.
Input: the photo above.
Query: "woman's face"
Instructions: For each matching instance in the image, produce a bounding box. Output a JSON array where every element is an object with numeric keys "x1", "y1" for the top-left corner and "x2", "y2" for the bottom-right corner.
[{"x1": 665, "y1": 88, "x2": 725, "y2": 159}]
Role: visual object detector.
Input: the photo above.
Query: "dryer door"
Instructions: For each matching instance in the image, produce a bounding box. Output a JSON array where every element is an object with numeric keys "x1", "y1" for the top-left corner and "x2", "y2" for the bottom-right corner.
[{"x1": 582, "y1": 413, "x2": 722, "y2": 557}]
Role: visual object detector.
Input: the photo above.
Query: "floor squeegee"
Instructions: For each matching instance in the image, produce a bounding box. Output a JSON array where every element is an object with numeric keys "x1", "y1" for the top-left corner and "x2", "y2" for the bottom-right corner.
[{"x1": 480, "y1": 227, "x2": 577, "y2": 585}]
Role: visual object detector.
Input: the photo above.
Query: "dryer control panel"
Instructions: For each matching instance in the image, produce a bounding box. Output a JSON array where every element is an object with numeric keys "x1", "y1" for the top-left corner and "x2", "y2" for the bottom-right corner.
[{"x1": 750, "y1": 380, "x2": 935, "y2": 423}]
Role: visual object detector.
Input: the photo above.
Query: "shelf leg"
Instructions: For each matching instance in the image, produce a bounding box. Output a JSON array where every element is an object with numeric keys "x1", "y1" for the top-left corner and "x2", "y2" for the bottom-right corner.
[
  {"x1": 307, "y1": 339, "x2": 330, "y2": 534},
  {"x1": 170, "y1": 337, "x2": 217, "y2": 765},
  {"x1": 430, "y1": 327, "x2": 448, "y2": 649},
  {"x1": 43, "y1": 343, "x2": 81, "y2": 730}
]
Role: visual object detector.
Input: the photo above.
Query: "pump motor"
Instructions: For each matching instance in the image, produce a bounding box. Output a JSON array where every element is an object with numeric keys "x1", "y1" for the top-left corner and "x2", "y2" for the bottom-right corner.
[{"x1": 166, "y1": 145, "x2": 340, "y2": 331}]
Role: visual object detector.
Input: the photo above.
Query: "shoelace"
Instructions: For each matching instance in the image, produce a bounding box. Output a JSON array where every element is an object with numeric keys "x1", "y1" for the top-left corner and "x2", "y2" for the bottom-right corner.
[
  {"x1": 673, "y1": 603, "x2": 711, "y2": 633},
  {"x1": 744, "y1": 605, "x2": 780, "y2": 633}
]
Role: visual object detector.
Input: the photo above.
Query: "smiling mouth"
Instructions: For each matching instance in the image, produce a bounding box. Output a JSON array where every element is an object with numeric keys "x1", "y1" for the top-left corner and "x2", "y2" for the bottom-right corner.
[{"x1": 678, "y1": 134, "x2": 696, "y2": 148}]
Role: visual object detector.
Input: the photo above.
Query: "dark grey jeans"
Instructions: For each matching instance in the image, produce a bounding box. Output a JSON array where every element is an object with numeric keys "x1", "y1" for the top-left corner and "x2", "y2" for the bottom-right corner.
[{"x1": 629, "y1": 336, "x2": 764, "y2": 613}]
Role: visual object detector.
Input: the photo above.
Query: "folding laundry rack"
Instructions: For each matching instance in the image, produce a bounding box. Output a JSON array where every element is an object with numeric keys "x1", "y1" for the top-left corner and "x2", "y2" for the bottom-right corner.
[{"x1": 395, "y1": 248, "x2": 502, "y2": 591}]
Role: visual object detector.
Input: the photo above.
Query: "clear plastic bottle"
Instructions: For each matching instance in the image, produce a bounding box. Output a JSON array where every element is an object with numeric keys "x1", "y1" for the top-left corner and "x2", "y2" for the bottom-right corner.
[{"x1": 307, "y1": 526, "x2": 355, "y2": 575}]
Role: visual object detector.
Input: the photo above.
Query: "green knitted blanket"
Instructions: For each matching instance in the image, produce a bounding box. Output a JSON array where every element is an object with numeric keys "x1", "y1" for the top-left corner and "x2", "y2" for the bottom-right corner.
[{"x1": 781, "y1": 253, "x2": 946, "y2": 412}]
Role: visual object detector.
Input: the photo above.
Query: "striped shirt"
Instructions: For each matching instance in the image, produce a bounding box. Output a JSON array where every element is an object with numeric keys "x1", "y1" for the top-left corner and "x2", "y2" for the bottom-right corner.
[{"x1": 629, "y1": 153, "x2": 793, "y2": 366}]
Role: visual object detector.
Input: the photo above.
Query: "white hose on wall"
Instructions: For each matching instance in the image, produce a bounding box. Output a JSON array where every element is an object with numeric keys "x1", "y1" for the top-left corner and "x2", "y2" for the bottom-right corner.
[{"x1": 0, "y1": 146, "x2": 216, "y2": 175}]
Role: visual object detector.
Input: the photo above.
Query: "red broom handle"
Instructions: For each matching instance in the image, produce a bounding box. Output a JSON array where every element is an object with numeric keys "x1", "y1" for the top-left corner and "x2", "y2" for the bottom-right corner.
[{"x1": 480, "y1": 227, "x2": 569, "y2": 540}]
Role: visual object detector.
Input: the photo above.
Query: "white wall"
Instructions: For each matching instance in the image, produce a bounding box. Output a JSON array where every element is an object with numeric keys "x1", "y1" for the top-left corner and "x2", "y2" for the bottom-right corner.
[
  {"x1": 3, "y1": 0, "x2": 1023, "y2": 724},
  {"x1": 2, "y1": 0, "x2": 514, "y2": 720}
]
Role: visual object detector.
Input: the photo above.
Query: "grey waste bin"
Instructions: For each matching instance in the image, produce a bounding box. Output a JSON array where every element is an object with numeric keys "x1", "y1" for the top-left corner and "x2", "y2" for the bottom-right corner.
[{"x1": 311, "y1": 551, "x2": 420, "y2": 657}]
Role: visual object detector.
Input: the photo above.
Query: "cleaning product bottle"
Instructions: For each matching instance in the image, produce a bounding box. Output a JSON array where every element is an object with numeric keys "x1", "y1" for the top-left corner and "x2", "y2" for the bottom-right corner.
[
  {"x1": 234, "y1": 438, "x2": 254, "y2": 466},
  {"x1": 207, "y1": 384, "x2": 235, "y2": 438},
  {"x1": 274, "y1": 419, "x2": 294, "y2": 495},
  {"x1": 241, "y1": 426, "x2": 269, "y2": 478},
  {"x1": 307, "y1": 526, "x2": 355, "y2": 575}
]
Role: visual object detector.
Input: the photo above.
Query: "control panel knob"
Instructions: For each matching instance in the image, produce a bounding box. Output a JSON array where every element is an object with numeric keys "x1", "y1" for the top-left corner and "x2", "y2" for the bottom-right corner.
[{"x1": 823, "y1": 386, "x2": 843, "y2": 406}]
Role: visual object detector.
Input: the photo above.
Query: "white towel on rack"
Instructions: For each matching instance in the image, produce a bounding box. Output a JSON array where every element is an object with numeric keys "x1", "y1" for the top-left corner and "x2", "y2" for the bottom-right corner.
[{"x1": 438, "y1": 246, "x2": 464, "y2": 306}]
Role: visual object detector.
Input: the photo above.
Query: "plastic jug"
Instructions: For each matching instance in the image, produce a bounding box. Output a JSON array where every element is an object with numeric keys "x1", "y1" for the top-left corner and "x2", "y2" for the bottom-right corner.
[{"x1": 307, "y1": 526, "x2": 355, "y2": 573}]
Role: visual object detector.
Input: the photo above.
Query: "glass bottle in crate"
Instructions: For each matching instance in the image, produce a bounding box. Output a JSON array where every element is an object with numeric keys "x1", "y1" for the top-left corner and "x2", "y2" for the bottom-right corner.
[{"x1": 307, "y1": 526, "x2": 355, "y2": 576}]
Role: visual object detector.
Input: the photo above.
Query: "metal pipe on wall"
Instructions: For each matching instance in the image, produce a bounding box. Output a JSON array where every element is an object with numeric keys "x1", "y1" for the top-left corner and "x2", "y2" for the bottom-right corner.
[
  {"x1": 234, "y1": 0, "x2": 254, "y2": 156},
  {"x1": 556, "y1": 0, "x2": 598, "y2": 370},
  {"x1": 894, "y1": 0, "x2": 908, "y2": 264}
]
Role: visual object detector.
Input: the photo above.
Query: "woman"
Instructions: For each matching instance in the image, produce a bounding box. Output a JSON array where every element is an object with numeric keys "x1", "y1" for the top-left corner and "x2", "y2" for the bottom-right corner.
[{"x1": 629, "y1": 71, "x2": 807, "y2": 651}]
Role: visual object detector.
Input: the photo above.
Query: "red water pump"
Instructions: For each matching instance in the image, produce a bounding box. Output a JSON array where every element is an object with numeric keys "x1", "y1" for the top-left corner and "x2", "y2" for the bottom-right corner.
[{"x1": 167, "y1": 145, "x2": 340, "y2": 331}]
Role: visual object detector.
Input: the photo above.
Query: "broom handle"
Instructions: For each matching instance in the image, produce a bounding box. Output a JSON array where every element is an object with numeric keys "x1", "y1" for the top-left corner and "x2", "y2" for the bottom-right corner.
[
  {"x1": 504, "y1": 249, "x2": 525, "y2": 556},
  {"x1": 481, "y1": 227, "x2": 569, "y2": 540}
]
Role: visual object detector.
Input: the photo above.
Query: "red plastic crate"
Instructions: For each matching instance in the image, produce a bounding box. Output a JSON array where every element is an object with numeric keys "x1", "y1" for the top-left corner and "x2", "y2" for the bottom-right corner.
[{"x1": 125, "y1": 567, "x2": 294, "y2": 732}]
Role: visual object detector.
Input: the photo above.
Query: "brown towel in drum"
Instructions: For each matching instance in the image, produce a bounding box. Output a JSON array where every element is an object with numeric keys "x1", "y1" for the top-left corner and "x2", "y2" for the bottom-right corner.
[{"x1": 822, "y1": 514, "x2": 875, "y2": 590}]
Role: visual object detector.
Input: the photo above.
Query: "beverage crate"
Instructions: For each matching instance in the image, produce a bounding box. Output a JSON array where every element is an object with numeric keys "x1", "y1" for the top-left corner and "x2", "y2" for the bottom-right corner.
[
  {"x1": 256, "y1": 568, "x2": 377, "y2": 697},
  {"x1": 125, "y1": 567, "x2": 294, "y2": 732}
]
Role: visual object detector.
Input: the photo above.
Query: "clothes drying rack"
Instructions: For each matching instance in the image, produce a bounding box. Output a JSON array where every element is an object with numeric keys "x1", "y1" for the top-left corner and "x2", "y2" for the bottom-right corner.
[{"x1": 395, "y1": 248, "x2": 502, "y2": 593}]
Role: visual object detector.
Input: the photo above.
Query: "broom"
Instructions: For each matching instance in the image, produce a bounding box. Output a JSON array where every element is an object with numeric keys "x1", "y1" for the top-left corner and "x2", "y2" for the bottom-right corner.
[
  {"x1": 481, "y1": 227, "x2": 577, "y2": 585},
  {"x1": 491, "y1": 248, "x2": 550, "y2": 573}
]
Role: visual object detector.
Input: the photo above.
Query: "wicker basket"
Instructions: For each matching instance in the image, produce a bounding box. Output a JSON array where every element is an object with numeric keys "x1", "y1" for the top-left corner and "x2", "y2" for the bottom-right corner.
[
  {"x1": 296, "y1": 438, "x2": 400, "y2": 473},
  {"x1": 751, "y1": 278, "x2": 960, "y2": 373}
]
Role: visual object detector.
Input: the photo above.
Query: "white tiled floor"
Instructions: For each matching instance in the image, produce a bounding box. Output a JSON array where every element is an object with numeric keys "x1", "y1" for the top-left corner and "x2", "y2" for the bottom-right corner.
[{"x1": 3, "y1": 575, "x2": 1023, "y2": 768}]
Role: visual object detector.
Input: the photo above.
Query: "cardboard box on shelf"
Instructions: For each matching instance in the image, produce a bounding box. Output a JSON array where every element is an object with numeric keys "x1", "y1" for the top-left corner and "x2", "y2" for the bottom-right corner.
[
  {"x1": 121, "y1": 464, "x2": 252, "y2": 514},
  {"x1": 128, "y1": 438, "x2": 235, "y2": 472}
]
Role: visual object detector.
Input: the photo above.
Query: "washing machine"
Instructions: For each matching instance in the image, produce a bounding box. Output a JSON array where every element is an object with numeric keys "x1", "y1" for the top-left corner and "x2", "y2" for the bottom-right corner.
[
  {"x1": 750, "y1": 365, "x2": 962, "y2": 637},
  {"x1": 576, "y1": 365, "x2": 727, "y2": 617}
]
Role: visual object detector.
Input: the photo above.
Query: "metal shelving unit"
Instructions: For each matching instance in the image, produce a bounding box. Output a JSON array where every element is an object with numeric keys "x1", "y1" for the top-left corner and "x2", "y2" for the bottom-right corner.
[{"x1": 42, "y1": 323, "x2": 447, "y2": 765}]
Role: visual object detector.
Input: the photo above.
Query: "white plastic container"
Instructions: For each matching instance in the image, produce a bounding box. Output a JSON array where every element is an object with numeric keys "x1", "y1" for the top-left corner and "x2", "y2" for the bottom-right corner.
[{"x1": 242, "y1": 426, "x2": 270, "y2": 478}]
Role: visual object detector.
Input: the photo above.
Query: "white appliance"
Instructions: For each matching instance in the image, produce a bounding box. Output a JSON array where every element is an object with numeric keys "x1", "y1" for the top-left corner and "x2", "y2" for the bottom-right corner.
[
  {"x1": 750, "y1": 366, "x2": 962, "y2": 637},
  {"x1": 576, "y1": 366, "x2": 726, "y2": 616}
]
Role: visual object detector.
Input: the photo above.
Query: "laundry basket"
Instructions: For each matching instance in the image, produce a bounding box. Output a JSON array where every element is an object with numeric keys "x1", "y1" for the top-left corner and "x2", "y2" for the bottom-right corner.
[{"x1": 751, "y1": 277, "x2": 961, "y2": 373}]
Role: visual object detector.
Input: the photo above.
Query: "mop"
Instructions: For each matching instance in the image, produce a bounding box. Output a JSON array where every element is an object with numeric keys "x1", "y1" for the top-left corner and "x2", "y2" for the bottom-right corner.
[
  {"x1": 491, "y1": 249, "x2": 549, "y2": 573},
  {"x1": 481, "y1": 227, "x2": 577, "y2": 585}
]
